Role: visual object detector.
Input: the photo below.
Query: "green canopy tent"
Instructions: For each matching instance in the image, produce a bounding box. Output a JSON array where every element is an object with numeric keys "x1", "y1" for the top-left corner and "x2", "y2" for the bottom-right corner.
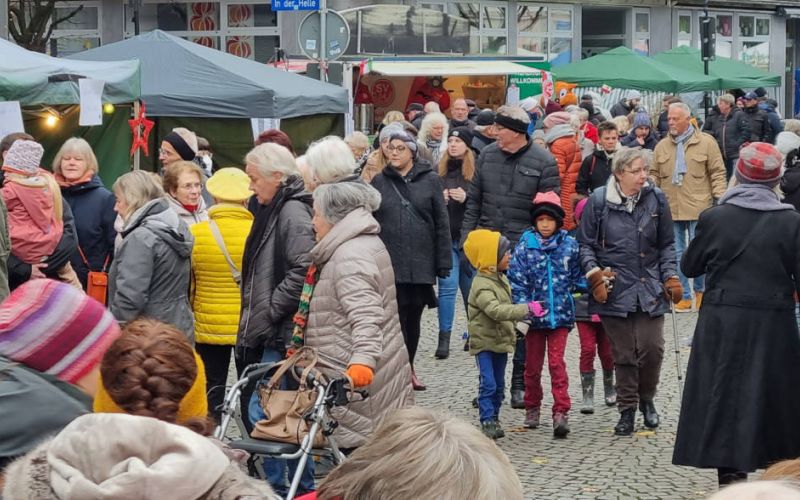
[
  {"x1": 0, "y1": 38, "x2": 141, "y2": 185},
  {"x1": 551, "y1": 46, "x2": 721, "y2": 93},
  {"x1": 652, "y1": 46, "x2": 781, "y2": 90}
]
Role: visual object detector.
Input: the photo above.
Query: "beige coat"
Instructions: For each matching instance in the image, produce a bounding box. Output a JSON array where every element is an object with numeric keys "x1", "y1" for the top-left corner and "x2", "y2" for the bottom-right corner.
[
  {"x1": 652, "y1": 128, "x2": 727, "y2": 221},
  {"x1": 304, "y1": 207, "x2": 414, "y2": 448}
]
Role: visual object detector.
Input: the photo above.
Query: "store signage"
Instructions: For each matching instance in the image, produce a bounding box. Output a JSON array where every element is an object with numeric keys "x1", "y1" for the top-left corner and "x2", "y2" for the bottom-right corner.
[{"x1": 271, "y1": 0, "x2": 319, "y2": 11}]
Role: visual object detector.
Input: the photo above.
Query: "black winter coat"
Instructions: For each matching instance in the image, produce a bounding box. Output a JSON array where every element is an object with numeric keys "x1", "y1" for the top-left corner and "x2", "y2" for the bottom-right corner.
[
  {"x1": 609, "y1": 99, "x2": 632, "y2": 118},
  {"x1": 781, "y1": 167, "x2": 800, "y2": 211},
  {"x1": 702, "y1": 108, "x2": 750, "y2": 161},
  {"x1": 620, "y1": 131, "x2": 658, "y2": 151},
  {"x1": 673, "y1": 203, "x2": 800, "y2": 471},
  {"x1": 760, "y1": 103, "x2": 784, "y2": 139},
  {"x1": 656, "y1": 110, "x2": 669, "y2": 139},
  {"x1": 575, "y1": 149, "x2": 614, "y2": 196},
  {"x1": 471, "y1": 131, "x2": 494, "y2": 154},
  {"x1": 440, "y1": 159, "x2": 471, "y2": 242},
  {"x1": 373, "y1": 160, "x2": 451, "y2": 285},
  {"x1": 460, "y1": 141, "x2": 560, "y2": 244},
  {"x1": 61, "y1": 175, "x2": 117, "y2": 288},
  {"x1": 741, "y1": 106, "x2": 772, "y2": 143},
  {"x1": 578, "y1": 180, "x2": 676, "y2": 318}
]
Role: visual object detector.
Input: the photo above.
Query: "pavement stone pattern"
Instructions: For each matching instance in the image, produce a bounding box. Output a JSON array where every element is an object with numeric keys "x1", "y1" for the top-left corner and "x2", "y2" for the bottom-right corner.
[{"x1": 412, "y1": 303, "x2": 722, "y2": 500}]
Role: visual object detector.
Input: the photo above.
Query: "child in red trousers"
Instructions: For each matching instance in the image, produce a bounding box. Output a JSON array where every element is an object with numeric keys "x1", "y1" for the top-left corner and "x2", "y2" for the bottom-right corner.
[
  {"x1": 573, "y1": 197, "x2": 616, "y2": 414},
  {"x1": 508, "y1": 192, "x2": 584, "y2": 438}
]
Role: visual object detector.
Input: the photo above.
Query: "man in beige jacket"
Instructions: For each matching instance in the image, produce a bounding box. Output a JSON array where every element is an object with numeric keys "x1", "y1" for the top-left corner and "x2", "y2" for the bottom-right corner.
[{"x1": 652, "y1": 102, "x2": 726, "y2": 312}]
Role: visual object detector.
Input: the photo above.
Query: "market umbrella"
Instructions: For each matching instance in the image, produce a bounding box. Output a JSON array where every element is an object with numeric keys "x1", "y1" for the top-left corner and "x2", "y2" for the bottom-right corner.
[
  {"x1": 551, "y1": 46, "x2": 720, "y2": 93},
  {"x1": 653, "y1": 45, "x2": 780, "y2": 90}
]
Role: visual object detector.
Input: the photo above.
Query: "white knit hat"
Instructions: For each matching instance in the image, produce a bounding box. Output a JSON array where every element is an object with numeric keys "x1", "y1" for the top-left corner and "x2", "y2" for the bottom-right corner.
[{"x1": 3, "y1": 140, "x2": 43, "y2": 175}]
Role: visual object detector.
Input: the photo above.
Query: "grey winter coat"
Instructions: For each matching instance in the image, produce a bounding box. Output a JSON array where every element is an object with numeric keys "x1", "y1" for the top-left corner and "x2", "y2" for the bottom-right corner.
[
  {"x1": 109, "y1": 197, "x2": 195, "y2": 340},
  {"x1": 304, "y1": 208, "x2": 414, "y2": 448},
  {"x1": 461, "y1": 141, "x2": 560, "y2": 245},
  {"x1": 577, "y1": 177, "x2": 677, "y2": 318},
  {"x1": 237, "y1": 177, "x2": 315, "y2": 357}
]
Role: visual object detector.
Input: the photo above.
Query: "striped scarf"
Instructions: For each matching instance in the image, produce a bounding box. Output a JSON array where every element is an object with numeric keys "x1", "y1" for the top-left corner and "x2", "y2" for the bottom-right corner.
[{"x1": 289, "y1": 264, "x2": 321, "y2": 353}]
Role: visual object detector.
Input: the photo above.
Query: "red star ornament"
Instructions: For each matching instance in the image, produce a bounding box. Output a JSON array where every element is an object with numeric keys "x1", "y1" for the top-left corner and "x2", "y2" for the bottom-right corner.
[{"x1": 129, "y1": 102, "x2": 155, "y2": 157}]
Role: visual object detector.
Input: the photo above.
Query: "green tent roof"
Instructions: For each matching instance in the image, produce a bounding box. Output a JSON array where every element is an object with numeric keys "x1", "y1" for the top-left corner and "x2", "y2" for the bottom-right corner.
[
  {"x1": 652, "y1": 46, "x2": 780, "y2": 89},
  {"x1": 551, "y1": 46, "x2": 720, "y2": 93},
  {"x1": 0, "y1": 38, "x2": 140, "y2": 105}
]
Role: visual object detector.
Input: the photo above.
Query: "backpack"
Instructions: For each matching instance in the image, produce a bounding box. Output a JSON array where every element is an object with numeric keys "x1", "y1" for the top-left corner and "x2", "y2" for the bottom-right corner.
[{"x1": 589, "y1": 185, "x2": 668, "y2": 244}]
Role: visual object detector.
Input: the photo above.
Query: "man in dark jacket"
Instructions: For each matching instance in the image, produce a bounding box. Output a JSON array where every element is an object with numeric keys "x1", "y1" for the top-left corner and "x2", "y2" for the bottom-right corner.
[
  {"x1": 471, "y1": 109, "x2": 496, "y2": 154},
  {"x1": 576, "y1": 121, "x2": 619, "y2": 196},
  {"x1": 461, "y1": 105, "x2": 560, "y2": 409},
  {"x1": 702, "y1": 94, "x2": 750, "y2": 178},
  {"x1": 742, "y1": 91, "x2": 772, "y2": 143},
  {"x1": 450, "y1": 98, "x2": 476, "y2": 130},
  {"x1": 759, "y1": 98, "x2": 783, "y2": 139},
  {"x1": 610, "y1": 90, "x2": 642, "y2": 118},
  {"x1": 656, "y1": 96, "x2": 680, "y2": 139}
]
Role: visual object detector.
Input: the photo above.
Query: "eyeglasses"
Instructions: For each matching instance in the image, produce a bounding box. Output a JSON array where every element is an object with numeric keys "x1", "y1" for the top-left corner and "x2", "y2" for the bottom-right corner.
[
  {"x1": 178, "y1": 182, "x2": 202, "y2": 190},
  {"x1": 387, "y1": 145, "x2": 408, "y2": 153},
  {"x1": 159, "y1": 148, "x2": 178, "y2": 156},
  {"x1": 623, "y1": 167, "x2": 649, "y2": 176}
]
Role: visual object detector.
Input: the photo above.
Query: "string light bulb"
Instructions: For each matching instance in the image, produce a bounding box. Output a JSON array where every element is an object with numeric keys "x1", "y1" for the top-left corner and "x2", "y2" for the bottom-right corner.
[
  {"x1": 44, "y1": 114, "x2": 59, "y2": 128},
  {"x1": 103, "y1": 103, "x2": 115, "y2": 114}
]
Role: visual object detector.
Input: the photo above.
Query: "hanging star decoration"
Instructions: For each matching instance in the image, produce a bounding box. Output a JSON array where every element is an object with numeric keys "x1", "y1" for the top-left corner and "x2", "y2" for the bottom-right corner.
[{"x1": 129, "y1": 101, "x2": 155, "y2": 157}]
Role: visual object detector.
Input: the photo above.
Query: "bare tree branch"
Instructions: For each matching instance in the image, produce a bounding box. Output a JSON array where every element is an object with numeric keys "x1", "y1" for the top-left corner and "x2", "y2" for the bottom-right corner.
[{"x1": 8, "y1": 0, "x2": 83, "y2": 52}]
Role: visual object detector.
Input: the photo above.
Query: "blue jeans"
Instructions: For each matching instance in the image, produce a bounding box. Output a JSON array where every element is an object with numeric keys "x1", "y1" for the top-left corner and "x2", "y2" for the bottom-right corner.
[
  {"x1": 673, "y1": 221, "x2": 704, "y2": 299},
  {"x1": 476, "y1": 351, "x2": 507, "y2": 422},
  {"x1": 248, "y1": 349, "x2": 315, "y2": 496},
  {"x1": 437, "y1": 243, "x2": 475, "y2": 333}
]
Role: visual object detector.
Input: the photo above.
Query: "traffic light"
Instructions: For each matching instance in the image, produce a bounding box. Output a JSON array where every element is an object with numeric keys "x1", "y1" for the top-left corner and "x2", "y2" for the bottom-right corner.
[{"x1": 700, "y1": 16, "x2": 716, "y2": 62}]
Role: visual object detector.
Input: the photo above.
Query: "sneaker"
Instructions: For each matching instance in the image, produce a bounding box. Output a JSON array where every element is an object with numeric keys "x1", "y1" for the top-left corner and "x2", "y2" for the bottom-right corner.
[
  {"x1": 553, "y1": 412, "x2": 570, "y2": 438},
  {"x1": 675, "y1": 298, "x2": 693, "y2": 313},
  {"x1": 695, "y1": 291, "x2": 704, "y2": 309},
  {"x1": 480, "y1": 420, "x2": 499, "y2": 440},
  {"x1": 524, "y1": 408, "x2": 540, "y2": 429}
]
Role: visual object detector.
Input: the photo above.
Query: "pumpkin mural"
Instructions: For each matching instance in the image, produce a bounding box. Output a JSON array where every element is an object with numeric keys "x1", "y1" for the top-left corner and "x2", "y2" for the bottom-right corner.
[{"x1": 226, "y1": 36, "x2": 253, "y2": 59}]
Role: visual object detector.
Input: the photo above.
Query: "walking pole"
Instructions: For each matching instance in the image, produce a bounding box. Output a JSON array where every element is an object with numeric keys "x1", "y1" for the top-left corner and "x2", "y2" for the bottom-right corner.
[{"x1": 669, "y1": 300, "x2": 684, "y2": 397}]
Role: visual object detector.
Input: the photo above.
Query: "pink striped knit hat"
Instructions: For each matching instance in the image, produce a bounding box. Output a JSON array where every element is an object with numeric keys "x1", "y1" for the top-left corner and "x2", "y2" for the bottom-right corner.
[{"x1": 0, "y1": 279, "x2": 121, "y2": 384}]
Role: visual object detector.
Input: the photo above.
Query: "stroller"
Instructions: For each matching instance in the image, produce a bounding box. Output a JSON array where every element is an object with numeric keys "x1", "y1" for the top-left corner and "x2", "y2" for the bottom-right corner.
[{"x1": 214, "y1": 351, "x2": 366, "y2": 500}]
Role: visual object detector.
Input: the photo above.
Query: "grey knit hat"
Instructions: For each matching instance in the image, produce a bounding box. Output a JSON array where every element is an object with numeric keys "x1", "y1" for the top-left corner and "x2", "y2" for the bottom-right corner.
[
  {"x1": 379, "y1": 123, "x2": 404, "y2": 143},
  {"x1": 388, "y1": 131, "x2": 418, "y2": 157},
  {"x1": 3, "y1": 140, "x2": 43, "y2": 175}
]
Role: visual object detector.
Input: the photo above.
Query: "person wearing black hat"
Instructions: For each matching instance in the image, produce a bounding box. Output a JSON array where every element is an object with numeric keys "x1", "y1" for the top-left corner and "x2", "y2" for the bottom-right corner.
[
  {"x1": 465, "y1": 99, "x2": 479, "y2": 122},
  {"x1": 372, "y1": 131, "x2": 451, "y2": 391},
  {"x1": 742, "y1": 91, "x2": 773, "y2": 143},
  {"x1": 406, "y1": 103, "x2": 424, "y2": 126},
  {"x1": 472, "y1": 109, "x2": 497, "y2": 154},
  {"x1": 460, "y1": 105, "x2": 560, "y2": 409}
]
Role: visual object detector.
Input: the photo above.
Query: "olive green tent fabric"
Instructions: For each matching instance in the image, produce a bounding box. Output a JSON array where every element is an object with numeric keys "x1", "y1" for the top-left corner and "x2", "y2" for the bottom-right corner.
[
  {"x1": 652, "y1": 46, "x2": 780, "y2": 89},
  {"x1": 551, "y1": 46, "x2": 720, "y2": 93}
]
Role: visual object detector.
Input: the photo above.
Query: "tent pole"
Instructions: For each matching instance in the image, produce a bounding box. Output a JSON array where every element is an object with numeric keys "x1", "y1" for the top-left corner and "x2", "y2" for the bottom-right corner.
[{"x1": 133, "y1": 100, "x2": 141, "y2": 171}]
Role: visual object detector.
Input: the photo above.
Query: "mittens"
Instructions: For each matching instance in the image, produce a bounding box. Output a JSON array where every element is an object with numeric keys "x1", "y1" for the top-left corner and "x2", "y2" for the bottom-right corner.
[
  {"x1": 346, "y1": 364, "x2": 374, "y2": 387},
  {"x1": 528, "y1": 301, "x2": 546, "y2": 318},
  {"x1": 587, "y1": 267, "x2": 616, "y2": 304},
  {"x1": 663, "y1": 276, "x2": 683, "y2": 304}
]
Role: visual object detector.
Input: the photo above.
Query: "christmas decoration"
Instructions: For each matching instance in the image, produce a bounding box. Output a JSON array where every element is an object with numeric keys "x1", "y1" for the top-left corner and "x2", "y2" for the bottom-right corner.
[{"x1": 129, "y1": 102, "x2": 155, "y2": 157}]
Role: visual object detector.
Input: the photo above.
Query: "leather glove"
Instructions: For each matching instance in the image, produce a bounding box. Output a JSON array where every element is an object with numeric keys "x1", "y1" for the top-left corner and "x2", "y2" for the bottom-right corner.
[
  {"x1": 528, "y1": 301, "x2": 546, "y2": 318},
  {"x1": 437, "y1": 269, "x2": 451, "y2": 279},
  {"x1": 587, "y1": 267, "x2": 616, "y2": 304},
  {"x1": 663, "y1": 276, "x2": 683, "y2": 304},
  {"x1": 346, "y1": 364, "x2": 374, "y2": 387}
]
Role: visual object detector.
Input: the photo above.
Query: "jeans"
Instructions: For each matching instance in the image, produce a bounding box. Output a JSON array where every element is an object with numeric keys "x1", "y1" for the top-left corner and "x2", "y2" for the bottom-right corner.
[
  {"x1": 673, "y1": 221, "x2": 704, "y2": 299},
  {"x1": 524, "y1": 328, "x2": 571, "y2": 415},
  {"x1": 475, "y1": 351, "x2": 507, "y2": 422},
  {"x1": 437, "y1": 243, "x2": 475, "y2": 333},
  {"x1": 248, "y1": 348, "x2": 315, "y2": 496}
]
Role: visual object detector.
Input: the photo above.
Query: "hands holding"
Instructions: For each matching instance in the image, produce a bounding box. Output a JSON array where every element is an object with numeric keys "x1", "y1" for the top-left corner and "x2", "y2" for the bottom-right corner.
[
  {"x1": 587, "y1": 267, "x2": 616, "y2": 304},
  {"x1": 528, "y1": 300, "x2": 546, "y2": 318},
  {"x1": 448, "y1": 187, "x2": 467, "y2": 203},
  {"x1": 663, "y1": 276, "x2": 683, "y2": 304}
]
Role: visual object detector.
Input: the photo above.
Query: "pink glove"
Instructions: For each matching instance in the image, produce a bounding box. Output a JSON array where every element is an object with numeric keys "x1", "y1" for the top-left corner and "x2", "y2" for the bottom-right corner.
[{"x1": 528, "y1": 301, "x2": 546, "y2": 318}]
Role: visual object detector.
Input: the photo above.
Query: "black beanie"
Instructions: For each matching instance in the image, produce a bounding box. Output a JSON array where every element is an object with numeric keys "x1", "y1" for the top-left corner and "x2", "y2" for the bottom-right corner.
[
  {"x1": 497, "y1": 235, "x2": 511, "y2": 262},
  {"x1": 531, "y1": 204, "x2": 565, "y2": 229},
  {"x1": 163, "y1": 132, "x2": 196, "y2": 161},
  {"x1": 448, "y1": 127, "x2": 474, "y2": 148}
]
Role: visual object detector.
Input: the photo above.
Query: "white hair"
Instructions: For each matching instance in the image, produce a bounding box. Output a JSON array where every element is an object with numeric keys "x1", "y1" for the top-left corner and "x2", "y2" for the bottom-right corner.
[
  {"x1": 669, "y1": 102, "x2": 692, "y2": 117},
  {"x1": 496, "y1": 105, "x2": 531, "y2": 124},
  {"x1": 245, "y1": 143, "x2": 299, "y2": 182},
  {"x1": 706, "y1": 480, "x2": 800, "y2": 500},
  {"x1": 313, "y1": 181, "x2": 382, "y2": 225},
  {"x1": 424, "y1": 101, "x2": 441, "y2": 113},
  {"x1": 344, "y1": 131, "x2": 370, "y2": 149},
  {"x1": 419, "y1": 112, "x2": 449, "y2": 143},
  {"x1": 305, "y1": 136, "x2": 356, "y2": 185}
]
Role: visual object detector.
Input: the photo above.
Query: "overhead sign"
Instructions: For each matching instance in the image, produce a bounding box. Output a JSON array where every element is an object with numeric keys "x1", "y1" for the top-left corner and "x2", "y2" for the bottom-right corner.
[
  {"x1": 298, "y1": 10, "x2": 350, "y2": 61},
  {"x1": 271, "y1": 0, "x2": 319, "y2": 11}
]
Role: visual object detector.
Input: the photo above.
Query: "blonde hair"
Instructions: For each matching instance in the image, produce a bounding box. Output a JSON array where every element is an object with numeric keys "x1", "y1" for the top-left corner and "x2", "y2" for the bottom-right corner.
[
  {"x1": 245, "y1": 143, "x2": 299, "y2": 182},
  {"x1": 438, "y1": 148, "x2": 476, "y2": 182},
  {"x1": 418, "y1": 112, "x2": 449, "y2": 144},
  {"x1": 382, "y1": 110, "x2": 405, "y2": 126},
  {"x1": 162, "y1": 160, "x2": 204, "y2": 197},
  {"x1": 317, "y1": 407, "x2": 523, "y2": 500},
  {"x1": 112, "y1": 170, "x2": 165, "y2": 220},
  {"x1": 784, "y1": 119, "x2": 800, "y2": 136},
  {"x1": 612, "y1": 115, "x2": 631, "y2": 136},
  {"x1": 705, "y1": 480, "x2": 800, "y2": 500},
  {"x1": 764, "y1": 459, "x2": 800, "y2": 482},
  {"x1": 52, "y1": 137, "x2": 99, "y2": 175}
]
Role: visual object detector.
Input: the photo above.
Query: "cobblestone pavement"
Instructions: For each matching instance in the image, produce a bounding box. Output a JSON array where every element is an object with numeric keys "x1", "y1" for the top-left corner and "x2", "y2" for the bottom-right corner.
[{"x1": 412, "y1": 303, "x2": 722, "y2": 500}]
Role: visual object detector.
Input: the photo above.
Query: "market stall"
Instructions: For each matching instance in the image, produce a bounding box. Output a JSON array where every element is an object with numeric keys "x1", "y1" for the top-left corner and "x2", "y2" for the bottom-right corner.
[{"x1": 652, "y1": 46, "x2": 781, "y2": 90}]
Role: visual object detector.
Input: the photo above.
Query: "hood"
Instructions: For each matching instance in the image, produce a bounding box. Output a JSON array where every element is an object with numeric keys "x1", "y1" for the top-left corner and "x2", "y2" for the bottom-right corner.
[
  {"x1": 123, "y1": 197, "x2": 194, "y2": 258},
  {"x1": 776, "y1": 132, "x2": 800, "y2": 156},
  {"x1": 463, "y1": 228, "x2": 500, "y2": 272},
  {"x1": 781, "y1": 167, "x2": 800, "y2": 194},
  {"x1": 281, "y1": 175, "x2": 312, "y2": 206},
  {"x1": 544, "y1": 124, "x2": 575, "y2": 144},
  {"x1": 310, "y1": 207, "x2": 380, "y2": 265},
  {"x1": 60, "y1": 174, "x2": 105, "y2": 195},
  {"x1": 758, "y1": 102, "x2": 775, "y2": 113},
  {"x1": 605, "y1": 174, "x2": 652, "y2": 207},
  {"x1": 383, "y1": 158, "x2": 433, "y2": 181},
  {"x1": 3, "y1": 177, "x2": 59, "y2": 233}
]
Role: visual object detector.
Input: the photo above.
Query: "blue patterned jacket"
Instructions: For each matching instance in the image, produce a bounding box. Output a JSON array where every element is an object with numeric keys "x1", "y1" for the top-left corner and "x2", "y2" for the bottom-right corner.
[{"x1": 508, "y1": 228, "x2": 585, "y2": 330}]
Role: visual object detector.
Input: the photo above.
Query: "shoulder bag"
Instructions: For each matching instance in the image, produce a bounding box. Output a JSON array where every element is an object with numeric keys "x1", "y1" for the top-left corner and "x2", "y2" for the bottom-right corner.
[
  {"x1": 78, "y1": 246, "x2": 109, "y2": 305},
  {"x1": 208, "y1": 219, "x2": 241, "y2": 286}
]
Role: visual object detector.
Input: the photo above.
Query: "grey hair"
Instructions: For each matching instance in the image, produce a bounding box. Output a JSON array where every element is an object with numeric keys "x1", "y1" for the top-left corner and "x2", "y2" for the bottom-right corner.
[
  {"x1": 305, "y1": 136, "x2": 356, "y2": 185},
  {"x1": 313, "y1": 181, "x2": 382, "y2": 225},
  {"x1": 783, "y1": 119, "x2": 800, "y2": 136},
  {"x1": 669, "y1": 102, "x2": 692, "y2": 117},
  {"x1": 419, "y1": 112, "x2": 449, "y2": 143},
  {"x1": 497, "y1": 105, "x2": 531, "y2": 124},
  {"x1": 112, "y1": 170, "x2": 164, "y2": 220},
  {"x1": 612, "y1": 146, "x2": 653, "y2": 175},
  {"x1": 571, "y1": 107, "x2": 589, "y2": 120},
  {"x1": 245, "y1": 143, "x2": 299, "y2": 182},
  {"x1": 717, "y1": 94, "x2": 736, "y2": 107},
  {"x1": 344, "y1": 131, "x2": 370, "y2": 149}
]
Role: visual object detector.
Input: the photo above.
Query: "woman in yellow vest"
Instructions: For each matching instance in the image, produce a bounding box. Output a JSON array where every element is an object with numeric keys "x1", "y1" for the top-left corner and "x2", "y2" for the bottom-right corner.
[{"x1": 190, "y1": 167, "x2": 254, "y2": 422}]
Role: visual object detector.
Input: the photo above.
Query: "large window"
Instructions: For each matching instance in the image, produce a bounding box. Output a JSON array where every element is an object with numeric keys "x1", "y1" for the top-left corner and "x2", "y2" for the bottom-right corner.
[
  {"x1": 49, "y1": 1, "x2": 101, "y2": 56},
  {"x1": 633, "y1": 8, "x2": 649, "y2": 55},
  {"x1": 738, "y1": 15, "x2": 769, "y2": 71},
  {"x1": 517, "y1": 4, "x2": 573, "y2": 64},
  {"x1": 677, "y1": 11, "x2": 692, "y2": 47},
  {"x1": 123, "y1": 1, "x2": 279, "y2": 63}
]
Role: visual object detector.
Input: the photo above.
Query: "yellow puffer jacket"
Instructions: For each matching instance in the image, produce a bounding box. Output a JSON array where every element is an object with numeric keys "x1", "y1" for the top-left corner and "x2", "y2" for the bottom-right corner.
[{"x1": 190, "y1": 204, "x2": 253, "y2": 345}]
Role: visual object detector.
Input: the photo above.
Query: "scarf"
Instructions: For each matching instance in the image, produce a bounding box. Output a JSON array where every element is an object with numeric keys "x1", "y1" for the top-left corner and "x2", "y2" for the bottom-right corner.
[
  {"x1": 55, "y1": 170, "x2": 94, "y2": 188},
  {"x1": 671, "y1": 125, "x2": 695, "y2": 186},
  {"x1": 718, "y1": 183, "x2": 795, "y2": 212},
  {"x1": 181, "y1": 202, "x2": 199, "y2": 213},
  {"x1": 612, "y1": 177, "x2": 643, "y2": 213},
  {"x1": 289, "y1": 264, "x2": 321, "y2": 353}
]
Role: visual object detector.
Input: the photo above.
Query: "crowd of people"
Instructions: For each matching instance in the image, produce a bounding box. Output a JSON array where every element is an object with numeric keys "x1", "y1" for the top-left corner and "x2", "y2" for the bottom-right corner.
[{"x1": 0, "y1": 83, "x2": 799, "y2": 499}]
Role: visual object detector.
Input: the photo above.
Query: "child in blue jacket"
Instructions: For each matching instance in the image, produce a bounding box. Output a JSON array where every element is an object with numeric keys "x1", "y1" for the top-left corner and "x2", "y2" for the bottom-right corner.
[{"x1": 508, "y1": 191, "x2": 584, "y2": 438}]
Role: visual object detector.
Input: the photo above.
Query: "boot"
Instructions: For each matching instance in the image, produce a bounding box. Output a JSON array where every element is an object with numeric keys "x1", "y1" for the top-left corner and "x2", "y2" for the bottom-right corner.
[
  {"x1": 614, "y1": 408, "x2": 636, "y2": 436},
  {"x1": 411, "y1": 368, "x2": 426, "y2": 391},
  {"x1": 553, "y1": 412, "x2": 570, "y2": 438},
  {"x1": 639, "y1": 399, "x2": 660, "y2": 429},
  {"x1": 717, "y1": 468, "x2": 748, "y2": 486},
  {"x1": 434, "y1": 331, "x2": 450, "y2": 359},
  {"x1": 603, "y1": 370, "x2": 617, "y2": 406},
  {"x1": 493, "y1": 418, "x2": 505, "y2": 439},
  {"x1": 510, "y1": 363, "x2": 525, "y2": 409},
  {"x1": 480, "y1": 420, "x2": 499, "y2": 440},
  {"x1": 580, "y1": 371, "x2": 595, "y2": 414},
  {"x1": 524, "y1": 408, "x2": 540, "y2": 429}
]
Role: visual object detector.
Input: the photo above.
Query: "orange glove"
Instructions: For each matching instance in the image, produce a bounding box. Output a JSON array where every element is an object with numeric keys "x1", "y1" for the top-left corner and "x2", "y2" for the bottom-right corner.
[
  {"x1": 663, "y1": 276, "x2": 683, "y2": 304},
  {"x1": 346, "y1": 364, "x2": 374, "y2": 387}
]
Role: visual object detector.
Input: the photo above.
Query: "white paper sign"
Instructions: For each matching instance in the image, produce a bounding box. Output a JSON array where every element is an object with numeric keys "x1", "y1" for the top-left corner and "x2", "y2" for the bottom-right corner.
[
  {"x1": 0, "y1": 101, "x2": 25, "y2": 139},
  {"x1": 79, "y1": 79, "x2": 105, "y2": 126},
  {"x1": 506, "y1": 84, "x2": 520, "y2": 106}
]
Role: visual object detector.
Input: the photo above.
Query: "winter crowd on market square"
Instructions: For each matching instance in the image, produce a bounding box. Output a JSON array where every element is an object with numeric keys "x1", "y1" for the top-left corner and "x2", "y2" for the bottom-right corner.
[{"x1": 2, "y1": 83, "x2": 800, "y2": 500}]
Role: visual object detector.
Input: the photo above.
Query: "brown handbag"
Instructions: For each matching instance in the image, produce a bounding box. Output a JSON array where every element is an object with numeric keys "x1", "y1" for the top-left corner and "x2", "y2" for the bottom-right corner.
[
  {"x1": 78, "y1": 246, "x2": 110, "y2": 305},
  {"x1": 250, "y1": 347, "x2": 328, "y2": 448}
]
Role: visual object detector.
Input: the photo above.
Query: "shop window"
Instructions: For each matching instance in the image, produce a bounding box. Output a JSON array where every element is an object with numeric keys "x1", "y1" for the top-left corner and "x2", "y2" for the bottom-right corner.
[
  {"x1": 633, "y1": 9, "x2": 649, "y2": 56},
  {"x1": 482, "y1": 36, "x2": 507, "y2": 55},
  {"x1": 516, "y1": 4, "x2": 572, "y2": 63},
  {"x1": 699, "y1": 14, "x2": 732, "y2": 58},
  {"x1": 518, "y1": 36, "x2": 546, "y2": 58},
  {"x1": 677, "y1": 12, "x2": 692, "y2": 47},
  {"x1": 481, "y1": 5, "x2": 506, "y2": 30},
  {"x1": 517, "y1": 5, "x2": 546, "y2": 33},
  {"x1": 50, "y1": 2, "x2": 101, "y2": 57},
  {"x1": 550, "y1": 8, "x2": 571, "y2": 32},
  {"x1": 738, "y1": 15, "x2": 769, "y2": 71},
  {"x1": 227, "y1": 4, "x2": 277, "y2": 29}
]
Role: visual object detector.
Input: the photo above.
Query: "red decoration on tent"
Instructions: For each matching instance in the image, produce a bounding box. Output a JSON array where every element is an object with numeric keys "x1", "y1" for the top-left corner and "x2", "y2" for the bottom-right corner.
[{"x1": 129, "y1": 102, "x2": 155, "y2": 157}]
